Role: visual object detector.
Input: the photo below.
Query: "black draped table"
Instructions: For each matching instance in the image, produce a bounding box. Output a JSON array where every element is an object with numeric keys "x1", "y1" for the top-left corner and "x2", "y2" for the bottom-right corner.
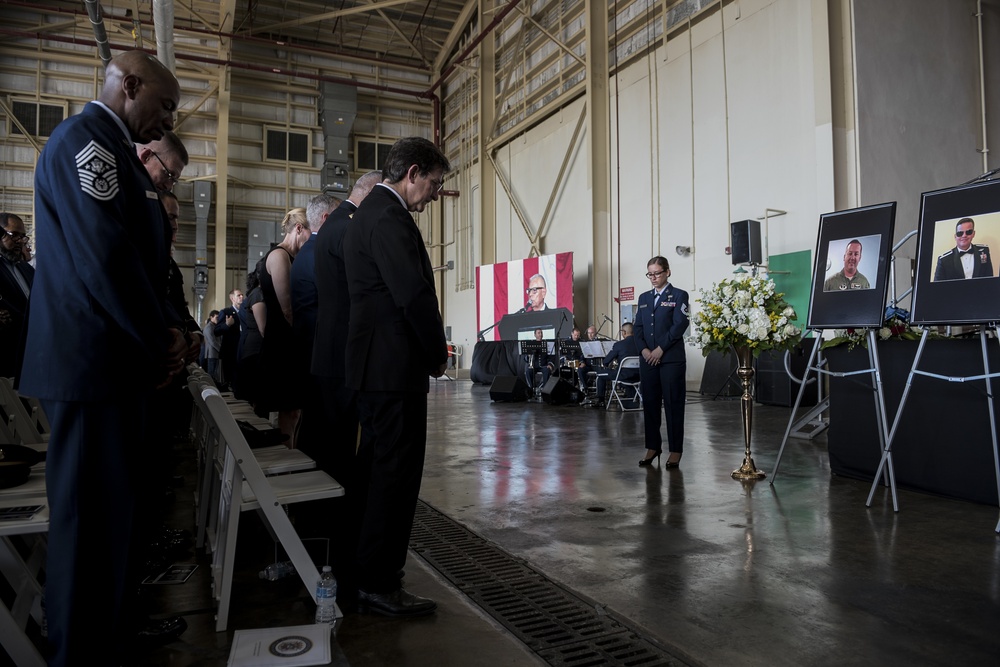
[
  {"x1": 826, "y1": 338, "x2": 1000, "y2": 506},
  {"x1": 470, "y1": 341, "x2": 528, "y2": 385}
]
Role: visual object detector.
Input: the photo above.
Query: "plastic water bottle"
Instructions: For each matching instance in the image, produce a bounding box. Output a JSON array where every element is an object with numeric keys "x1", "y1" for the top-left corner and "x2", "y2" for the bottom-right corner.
[
  {"x1": 259, "y1": 560, "x2": 295, "y2": 581},
  {"x1": 314, "y1": 566, "x2": 337, "y2": 625}
]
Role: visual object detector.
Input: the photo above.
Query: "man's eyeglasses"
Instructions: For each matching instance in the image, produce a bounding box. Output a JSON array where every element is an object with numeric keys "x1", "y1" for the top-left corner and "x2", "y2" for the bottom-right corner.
[
  {"x1": 526, "y1": 287, "x2": 544, "y2": 295},
  {"x1": 645, "y1": 270, "x2": 666, "y2": 278},
  {"x1": 151, "y1": 151, "x2": 180, "y2": 185},
  {"x1": 428, "y1": 176, "x2": 445, "y2": 193},
  {"x1": 3, "y1": 230, "x2": 28, "y2": 244},
  {"x1": 956, "y1": 229, "x2": 975, "y2": 237}
]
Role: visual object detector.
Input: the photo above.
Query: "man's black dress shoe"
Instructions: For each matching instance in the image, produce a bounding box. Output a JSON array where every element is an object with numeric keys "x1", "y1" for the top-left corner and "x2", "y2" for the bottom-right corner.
[
  {"x1": 358, "y1": 588, "x2": 436, "y2": 617},
  {"x1": 136, "y1": 616, "x2": 187, "y2": 648}
]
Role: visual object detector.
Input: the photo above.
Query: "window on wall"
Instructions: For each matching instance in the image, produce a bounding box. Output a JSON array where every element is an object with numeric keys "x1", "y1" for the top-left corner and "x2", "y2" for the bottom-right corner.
[
  {"x1": 9, "y1": 99, "x2": 66, "y2": 137},
  {"x1": 355, "y1": 138, "x2": 396, "y2": 171},
  {"x1": 264, "y1": 126, "x2": 311, "y2": 164}
]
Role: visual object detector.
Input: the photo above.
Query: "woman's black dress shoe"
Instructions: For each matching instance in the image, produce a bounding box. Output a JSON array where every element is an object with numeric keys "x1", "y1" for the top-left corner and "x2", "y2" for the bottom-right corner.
[
  {"x1": 639, "y1": 452, "x2": 660, "y2": 467},
  {"x1": 664, "y1": 454, "x2": 682, "y2": 469}
]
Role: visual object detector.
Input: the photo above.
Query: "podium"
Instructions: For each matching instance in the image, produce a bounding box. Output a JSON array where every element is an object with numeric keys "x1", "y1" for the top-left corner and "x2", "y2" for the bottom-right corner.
[{"x1": 497, "y1": 308, "x2": 573, "y2": 340}]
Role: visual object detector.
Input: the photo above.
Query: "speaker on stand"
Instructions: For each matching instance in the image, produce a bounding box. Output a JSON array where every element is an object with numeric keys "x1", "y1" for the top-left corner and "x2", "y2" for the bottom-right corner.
[
  {"x1": 541, "y1": 376, "x2": 581, "y2": 405},
  {"x1": 489, "y1": 375, "x2": 532, "y2": 402},
  {"x1": 730, "y1": 220, "x2": 762, "y2": 265}
]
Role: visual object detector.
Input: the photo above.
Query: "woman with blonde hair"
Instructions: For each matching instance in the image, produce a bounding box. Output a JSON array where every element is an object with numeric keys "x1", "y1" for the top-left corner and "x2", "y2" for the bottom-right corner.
[{"x1": 259, "y1": 207, "x2": 311, "y2": 447}]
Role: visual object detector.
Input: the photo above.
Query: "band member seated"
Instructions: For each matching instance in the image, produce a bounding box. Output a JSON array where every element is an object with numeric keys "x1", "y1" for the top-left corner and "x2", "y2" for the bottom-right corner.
[
  {"x1": 523, "y1": 328, "x2": 554, "y2": 390},
  {"x1": 576, "y1": 325, "x2": 601, "y2": 390},
  {"x1": 591, "y1": 323, "x2": 640, "y2": 406}
]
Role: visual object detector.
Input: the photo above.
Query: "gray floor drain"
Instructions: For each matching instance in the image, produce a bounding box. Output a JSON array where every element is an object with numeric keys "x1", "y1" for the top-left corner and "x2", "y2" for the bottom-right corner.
[{"x1": 410, "y1": 500, "x2": 691, "y2": 667}]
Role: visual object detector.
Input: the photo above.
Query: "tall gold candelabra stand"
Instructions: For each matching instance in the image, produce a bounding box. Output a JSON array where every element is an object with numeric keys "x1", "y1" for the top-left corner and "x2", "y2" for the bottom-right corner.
[{"x1": 732, "y1": 345, "x2": 766, "y2": 480}]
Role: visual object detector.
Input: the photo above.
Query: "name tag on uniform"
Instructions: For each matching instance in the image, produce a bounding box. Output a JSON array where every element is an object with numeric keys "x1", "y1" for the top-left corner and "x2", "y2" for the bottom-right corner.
[
  {"x1": 638, "y1": 303, "x2": 648, "y2": 309},
  {"x1": 146, "y1": 190, "x2": 159, "y2": 199}
]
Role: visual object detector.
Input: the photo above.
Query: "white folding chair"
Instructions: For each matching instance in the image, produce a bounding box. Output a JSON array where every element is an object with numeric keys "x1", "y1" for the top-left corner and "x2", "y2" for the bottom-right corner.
[
  {"x1": 200, "y1": 386, "x2": 344, "y2": 632},
  {"x1": 606, "y1": 356, "x2": 643, "y2": 411},
  {"x1": 0, "y1": 378, "x2": 49, "y2": 447},
  {"x1": 186, "y1": 370, "x2": 314, "y2": 554},
  {"x1": 0, "y1": 492, "x2": 48, "y2": 667}
]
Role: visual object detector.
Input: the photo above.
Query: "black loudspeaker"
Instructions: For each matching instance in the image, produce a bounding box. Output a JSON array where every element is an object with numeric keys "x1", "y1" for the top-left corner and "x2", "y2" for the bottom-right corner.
[
  {"x1": 730, "y1": 219, "x2": 762, "y2": 265},
  {"x1": 489, "y1": 375, "x2": 531, "y2": 402},
  {"x1": 541, "y1": 376, "x2": 579, "y2": 405}
]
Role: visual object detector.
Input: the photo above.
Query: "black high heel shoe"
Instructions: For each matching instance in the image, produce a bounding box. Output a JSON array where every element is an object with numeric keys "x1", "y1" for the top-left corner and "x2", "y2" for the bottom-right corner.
[
  {"x1": 664, "y1": 453, "x2": 682, "y2": 469},
  {"x1": 638, "y1": 452, "x2": 661, "y2": 467}
]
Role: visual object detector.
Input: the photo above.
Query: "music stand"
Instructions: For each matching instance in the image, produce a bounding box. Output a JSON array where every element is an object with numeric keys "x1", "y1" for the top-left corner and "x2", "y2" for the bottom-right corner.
[{"x1": 580, "y1": 341, "x2": 613, "y2": 358}]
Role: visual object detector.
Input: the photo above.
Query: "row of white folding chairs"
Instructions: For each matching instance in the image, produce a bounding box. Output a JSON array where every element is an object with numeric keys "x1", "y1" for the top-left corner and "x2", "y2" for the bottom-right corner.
[
  {"x1": 0, "y1": 377, "x2": 49, "y2": 449},
  {"x1": 186, "y1": 367, "x2": 312, "y2": 553},
  {"x1": 186, "y1": 367, "x2": 345, "y2": 631},
  {"x1": 0, "y1": 379, "x2": 49, "y2": 666}
]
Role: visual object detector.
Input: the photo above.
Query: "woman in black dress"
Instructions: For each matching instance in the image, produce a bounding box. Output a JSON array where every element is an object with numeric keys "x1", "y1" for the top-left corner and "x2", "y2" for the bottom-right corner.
[{"x1": 259, "y1": 207, "x2": 311, "y2": 447}]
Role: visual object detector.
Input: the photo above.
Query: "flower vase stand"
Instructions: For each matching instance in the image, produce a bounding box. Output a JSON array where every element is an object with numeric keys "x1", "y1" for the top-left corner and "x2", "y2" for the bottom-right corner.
[
  {"x1": 771, "y1": 329, "x2": 892, "y2": 492},
  {"x1": 863, "y1": 325, "x2": 1000, "y2": 533}
]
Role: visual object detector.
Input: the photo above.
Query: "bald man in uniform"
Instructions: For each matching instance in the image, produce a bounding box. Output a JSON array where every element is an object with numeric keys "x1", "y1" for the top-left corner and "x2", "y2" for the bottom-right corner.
[{"x1": 20, "y1": 51, "x2": 187, "y2": 666}]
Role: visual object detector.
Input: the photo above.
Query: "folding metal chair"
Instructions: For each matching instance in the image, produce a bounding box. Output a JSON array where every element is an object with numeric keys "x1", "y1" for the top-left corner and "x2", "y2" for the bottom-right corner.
[{"x1": 605, "y1": 356, "x2": 643, "y2": 411}]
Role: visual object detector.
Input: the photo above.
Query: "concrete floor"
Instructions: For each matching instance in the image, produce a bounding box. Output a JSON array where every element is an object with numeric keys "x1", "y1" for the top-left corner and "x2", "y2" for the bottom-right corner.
[{"x1": 131, "y1": 379, "x2": 1000, "y2": 666}]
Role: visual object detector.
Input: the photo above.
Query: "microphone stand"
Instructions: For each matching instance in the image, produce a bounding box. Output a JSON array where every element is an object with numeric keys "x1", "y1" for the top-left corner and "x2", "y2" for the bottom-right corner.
[
  {"x1": 595, "y1": 313, "x2": 614, "y2": 338},
  {"x1": 477, "y1": 321, "x2": 500, "y2": 342},
  {"x1": 961, "y1": 166, "x2": 1000, "y2": 186}
]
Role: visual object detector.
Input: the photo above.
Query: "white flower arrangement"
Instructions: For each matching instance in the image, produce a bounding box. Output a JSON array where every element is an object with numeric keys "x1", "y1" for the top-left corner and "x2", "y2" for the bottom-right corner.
[
  {"x1": 820, "y1": 308, "x2": 922, "y2": 351},
  {"x1": 689, "y1": 275, "x2": 802, "y2": 357}
]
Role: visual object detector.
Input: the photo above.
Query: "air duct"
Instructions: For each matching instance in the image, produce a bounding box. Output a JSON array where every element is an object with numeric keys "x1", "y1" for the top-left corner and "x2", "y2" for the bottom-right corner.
[
  {"x1": 319, "y1": 83, "x2": 357, "y2": 198},
  {"x1": 192, "y1": 181, "x2": 212, "y2": 324},
  {"x1": 82, "y1": 0, "x2": 111, "y2": 67},
  {"x1": 152, "y1": 0, "x2": 176, "y2": 72}
]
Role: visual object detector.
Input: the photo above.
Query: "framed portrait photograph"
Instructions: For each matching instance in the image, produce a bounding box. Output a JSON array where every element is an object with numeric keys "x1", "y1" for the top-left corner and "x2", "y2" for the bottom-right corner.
[
  {"x1": 807, "y1": 202, "x2": 896, "y2": 329},
  {"x1": 911, "y1": 178, "x2": 1000, "y2": 325}
]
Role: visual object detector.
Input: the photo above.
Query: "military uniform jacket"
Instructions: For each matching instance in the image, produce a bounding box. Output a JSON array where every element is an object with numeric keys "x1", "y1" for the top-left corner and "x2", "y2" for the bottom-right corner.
[
  {"x1": 342, "y1": 185, "x2": 447, "y2": 392},
  {"x1": 20, "y1": 102, "x2": 177, "y2": 400},
  {"x1": 933, "y1": 244, "x2": 994, "y2": 281},
  {"x1": 603, "y1": 335, "x2": 640, "y2": 367},
  {"x1": 632, "y1": 284, "x2": 690, "y2": 365},
  {"x1": 823, "y1": 269, "x2": 870, "y2": 291}
]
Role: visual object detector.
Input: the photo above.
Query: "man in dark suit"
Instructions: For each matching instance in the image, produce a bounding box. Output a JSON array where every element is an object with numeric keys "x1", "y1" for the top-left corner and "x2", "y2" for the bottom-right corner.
[
  {"x1": 310, "y1": 172, "x2": 381, "y2": 463},
  {"x1": 592, "y1": 322, "x2": 641, "y2": 405},
  {"x1": 633, "y1": 256, "x2": 689, "y2": 468},
  {"x1": 934, "y1": 217, "x2": 994, "y2": 281},
  {"x1": 343, "y1": 138, "x2": 450, "y2": 617},
  {"x1": 18, "y1": 51, "x2": 188, "y2": 667},
  {"x1": 215, "y1": 287, "x2": 244, "y2": 388},
  {"x1": 309, "y1": 170, "x2": 381, "y2": 608},
  {"x1": 289, "y1": 193, "x2": 338, "y2": 451},
  {"x1": 0, "y1": 212, "x2": 34, "y2": 379}
]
